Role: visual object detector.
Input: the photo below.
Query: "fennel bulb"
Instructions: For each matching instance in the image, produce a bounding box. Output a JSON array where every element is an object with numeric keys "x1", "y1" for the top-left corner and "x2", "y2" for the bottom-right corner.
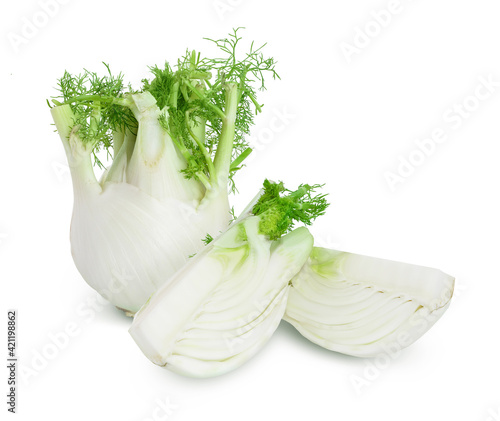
[
  {"x1": 284, "y1": 247, "x2": 455, "y2": 357},
  {"x1": 129, "y1": 180, "x2": 328, "y2": 377},
  {"x1": 50, "y1": 30, "x2": 278, "y2": 314}
]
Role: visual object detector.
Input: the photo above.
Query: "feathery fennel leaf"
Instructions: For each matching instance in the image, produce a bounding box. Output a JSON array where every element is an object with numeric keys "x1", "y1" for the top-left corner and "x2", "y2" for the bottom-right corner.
[
  {"x1": 252, "y1": 180, "x2": 329, "y2": 240},
  {"x1": 49, "y1": 29, "x2": 277, "y2": 190}
]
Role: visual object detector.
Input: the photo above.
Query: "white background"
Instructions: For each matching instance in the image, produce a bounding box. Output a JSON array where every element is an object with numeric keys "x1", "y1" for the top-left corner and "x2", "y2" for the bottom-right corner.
[{"x1": 1, "y1": 0, "x2": 499, "y2": 420}]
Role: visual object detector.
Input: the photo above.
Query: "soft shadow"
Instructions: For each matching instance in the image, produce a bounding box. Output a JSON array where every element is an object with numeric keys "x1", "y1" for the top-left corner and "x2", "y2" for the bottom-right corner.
[{"x1": 95, "y1": 300, "x2": 134, "y2": 327}]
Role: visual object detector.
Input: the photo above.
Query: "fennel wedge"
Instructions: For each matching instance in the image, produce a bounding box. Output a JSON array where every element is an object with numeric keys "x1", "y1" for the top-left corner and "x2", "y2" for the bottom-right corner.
[
  {"x1": 284, "y1": 247, "x2": 455, "y2": 357},
  {"x1": 129, "y1": 180, "x2": 327, "y2": 377}
]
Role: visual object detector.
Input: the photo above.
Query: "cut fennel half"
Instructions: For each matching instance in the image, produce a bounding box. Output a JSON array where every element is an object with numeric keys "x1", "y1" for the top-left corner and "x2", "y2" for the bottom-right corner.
[
  {"x1": 129, "y1": 218, "x2": 313, "y2": 377},
  {"x1": 129, "y1": 180, "x2": 327, "y2": 377},
  {"x1": 284, "y1": 247, "x2": 455, "y2": 357}
]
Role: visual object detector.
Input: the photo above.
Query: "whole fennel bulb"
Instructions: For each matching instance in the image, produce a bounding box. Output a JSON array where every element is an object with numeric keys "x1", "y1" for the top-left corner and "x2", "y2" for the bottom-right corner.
[
  {"x1": 50, "y1": 31, "x2": 278, "y2": 314},
  {"x1": 51, "y1": 100, "x2": 229, "y2": 315}
]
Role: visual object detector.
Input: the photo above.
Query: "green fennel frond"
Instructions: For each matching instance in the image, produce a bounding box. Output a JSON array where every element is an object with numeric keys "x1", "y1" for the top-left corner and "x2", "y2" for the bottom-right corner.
[
  {"x1": 147, "y1": 27, "x2": 279, "y2": 189},
  {"x1": 252, "y1": 180, "x2": 329, "y2": 240},
  {"x1": 48, "y1": 29, "x2": 278, "y2": 184},
  {"x1": 51, "y1": 63, "x2": 136, "y2": 168},
  {"x1": 202, "y1": 233, "x2": 214, "y2": 245}
]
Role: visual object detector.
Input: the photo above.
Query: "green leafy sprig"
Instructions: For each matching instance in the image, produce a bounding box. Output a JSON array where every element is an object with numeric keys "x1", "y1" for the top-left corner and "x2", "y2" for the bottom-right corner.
[
  {"x1": 49, "y1": 28, "x2": 278, "y2": 188},
  {"x1": 252, "y1": 180, "x2": 329, "y2": 240},
  {"x1": 51, "y1": 63, "x2": 136, "y2": 168}
]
